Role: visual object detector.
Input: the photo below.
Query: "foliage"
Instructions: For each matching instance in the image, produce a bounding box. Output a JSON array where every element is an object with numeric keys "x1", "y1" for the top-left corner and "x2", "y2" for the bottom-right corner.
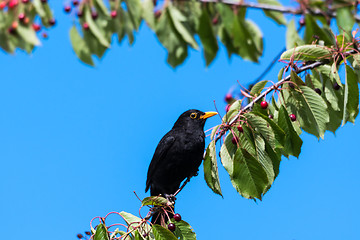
[
  {"x1": 206, "y1": 36, "x2": 360, "y2": 200},
  {"x1": 0, "y1": 0, "x2": 55, "y2": 53},
  {"x1": 84, "y1": 196, "x2": 196, "y2": 240},
  {"x1": 1, "y1": 0, "x2": 360, "y2": 239}
]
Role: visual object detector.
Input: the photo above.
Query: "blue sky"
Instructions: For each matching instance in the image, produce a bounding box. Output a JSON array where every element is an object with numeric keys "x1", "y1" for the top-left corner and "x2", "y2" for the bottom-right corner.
[{"x1": 1, "y1": 1, "x2": 359, "y2": 240}]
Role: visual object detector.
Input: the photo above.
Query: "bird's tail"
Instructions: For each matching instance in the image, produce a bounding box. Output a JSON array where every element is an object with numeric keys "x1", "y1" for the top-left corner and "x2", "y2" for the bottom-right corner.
[{"x1": 151, "y1": 206, "x2": 174, "y2": 226}]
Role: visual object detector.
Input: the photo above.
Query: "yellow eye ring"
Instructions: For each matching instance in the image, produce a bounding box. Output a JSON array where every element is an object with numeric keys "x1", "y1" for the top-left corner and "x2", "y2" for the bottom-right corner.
[{"x1": 190, "y1": 113, "x2": 197, "y2": 119}]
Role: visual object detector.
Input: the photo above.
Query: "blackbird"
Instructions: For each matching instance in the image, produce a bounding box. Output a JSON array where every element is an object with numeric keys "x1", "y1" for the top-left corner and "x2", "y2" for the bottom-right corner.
[{"x1": 145, "y1": 109, "x2": 217, "y2": 224}]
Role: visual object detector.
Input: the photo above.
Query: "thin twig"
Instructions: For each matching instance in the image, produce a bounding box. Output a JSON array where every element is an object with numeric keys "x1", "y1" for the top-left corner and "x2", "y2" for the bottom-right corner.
[{"x1": 173, "y1": 177, "x2": 191, "y2": 196}]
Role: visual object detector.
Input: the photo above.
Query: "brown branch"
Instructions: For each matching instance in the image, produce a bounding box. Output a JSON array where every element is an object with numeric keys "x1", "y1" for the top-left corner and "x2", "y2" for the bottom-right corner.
[{"x1": 197, "y1": 0, "x2": 360, "y2": 22}]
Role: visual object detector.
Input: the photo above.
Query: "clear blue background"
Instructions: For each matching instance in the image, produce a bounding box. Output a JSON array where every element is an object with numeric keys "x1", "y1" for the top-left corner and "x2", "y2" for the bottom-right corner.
[{"x1": 1, "y1": 1, "x2": 359, "y2": 240}]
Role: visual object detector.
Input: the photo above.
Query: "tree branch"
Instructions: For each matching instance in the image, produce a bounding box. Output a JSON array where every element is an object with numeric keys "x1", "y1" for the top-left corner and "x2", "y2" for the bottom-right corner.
[
  {"x1": 214, "y1": 49, "x2": 358, "y2": 143},
  {"x1": 198, "y1": 0, "x2": 360, "y2": 22}
]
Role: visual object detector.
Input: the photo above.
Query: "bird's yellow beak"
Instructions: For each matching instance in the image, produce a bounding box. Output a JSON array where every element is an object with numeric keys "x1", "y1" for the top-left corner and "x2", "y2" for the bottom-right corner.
[{"x1": 200, "y1": 111, "x2": 218, "y2": 119}]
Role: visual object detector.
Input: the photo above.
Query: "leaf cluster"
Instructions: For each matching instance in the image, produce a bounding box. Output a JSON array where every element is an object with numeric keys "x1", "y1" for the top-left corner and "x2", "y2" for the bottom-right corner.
[
  {"x1": 0, "y1": 0, "x2": 54, "y2": 53},
  {"x1": 204, "y1": 34, "x2": 360, "y2": 199},
  {"x1": 89, "y1": 196, "x2": 196, "y2": 240}
]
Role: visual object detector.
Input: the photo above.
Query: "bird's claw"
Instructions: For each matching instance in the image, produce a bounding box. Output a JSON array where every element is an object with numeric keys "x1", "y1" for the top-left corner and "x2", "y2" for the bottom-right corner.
[{"x1": 164, "y1": 194, "x2": 177, "y2": 204}]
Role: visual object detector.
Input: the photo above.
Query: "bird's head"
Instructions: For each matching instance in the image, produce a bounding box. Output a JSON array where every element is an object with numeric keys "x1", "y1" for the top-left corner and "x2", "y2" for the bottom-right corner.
[{"x1": 173, "y1": 109, "x2": 218, "y2": 130}]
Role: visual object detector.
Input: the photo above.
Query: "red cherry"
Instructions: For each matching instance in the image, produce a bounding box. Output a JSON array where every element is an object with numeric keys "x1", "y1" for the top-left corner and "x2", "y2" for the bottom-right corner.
[
  {"x1": 8, "y1": 26, "x2": 16, "y2": 34},
  {"x1": 212, "y1": 17, "x2": 219, "y2": 25},
  {"x1": 32, "y1": 23, "x2": 41, "y2": 32},
  {"x1": 225, "y1": 93, "x2": 232, "y2": 102},
  {"x1": 77, "y1": 233, "x2": 83, "y2": 239},
  {"x1": 8, "y1": 0, "x2": 18, "y2": 8},
  {"x1": 168, "y1": 223, "x2": 176, "y2": 231},
  {"x1": 314, "y1": 88, "x2": 322, "y2": 95},
  {"x1": 237, "y1": 125, "x2": 243, "y2": 133},
  {"x1": 91, "y1": 11, "x2": 98, "y2": 20},
  {"x1": 48, "y1": 18, "x2": 56, "y2": 26},
  {"x1": 18, "y1": 13, "x2": 25, "y2": 22},
  {"x1": 174, "y1": 213, "x2": 181, "y2": 221},
  {"x1": 21, "y1": 0, "x2": 29, "y2": 3},
  {"x1": 82, "y1": 22, "x2": 89, "y2": 30},
  {"x1": 232, "y1": 136, "x2": 238, "y2": 145},
  {"x1": 72, "y1": 0, "x2": 79, "y2": 6},
  {"x1": 42, "y1": 32, "x2": 48, "y2": 39},
  {"x1": 0, "y1": 1, "x2": 6, "y2": 9},
  {"x1": 64, "y1": 5, "x2": 71, "y2": 13},
  {"x1": 110, "y1": 10, "x2": 117, "y2": 18},
  {"x1": 260, "y1": 101, "x2": 268, "y2": 109},
  {"x1": 299, "y1": 17, "x2": 305, "y2": 26},
  {"x1": 289, "y1": 114, "x2": 297, "y2": 122},
  {"x1": 77, "y1": 10, "x2": 83, "y2": 17},
  {"x1": 268, "y1": 114, "x2": 274, "y2": 119}
]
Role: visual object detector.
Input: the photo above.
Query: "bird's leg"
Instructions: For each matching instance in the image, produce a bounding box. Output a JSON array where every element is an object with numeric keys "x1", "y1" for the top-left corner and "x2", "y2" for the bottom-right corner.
[{"x1": 164, "y1": 194, "x2": 177, "y2": 204}]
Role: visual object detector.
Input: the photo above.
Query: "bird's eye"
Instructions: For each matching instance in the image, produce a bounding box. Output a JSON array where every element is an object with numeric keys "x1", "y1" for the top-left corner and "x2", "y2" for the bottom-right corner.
[{"x1": 190, "y1": 113, "x2": 197, "y2": 119}]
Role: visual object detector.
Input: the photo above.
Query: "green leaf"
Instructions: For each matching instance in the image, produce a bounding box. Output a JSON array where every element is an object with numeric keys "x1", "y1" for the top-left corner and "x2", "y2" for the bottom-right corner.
[
  {"x1": 222, "y1": 100, "x2": 242, "y2": 123},
  {"x1": 336, "y1": 7, "x2": 355, "y2": 34},
  {"x1": 246, "y1": 20, "x2": 263, "y2": 56},
  {"x1": 220, "y1": 131, "x2": 238, "y2": 177},
  {"x1": 290, "y1": 70, "x2": 305, "y2": 86},
  {"x1": 152, "y1": 225, "x2": 178, "y2": 240},
  {"x1": 203, "y1": 141, "x2": 222, "y2": 196},
  {"x1": 168, "y1": 4, "x2": 198, "y2": 49},
  {"x1": 156, "y1": 7, "x2": 187, "y2": 67},
  {"x1": 83, "y1": 30, "x2": 107, "y2": 58},
  {"x1": 210, "y1": 125, "x2": 220, "y2": 140},
  {"x1": 250, "y1": 80, "x2": 268, "y2": 96},
  {"x1": 286, "y1": 19, "x2": 304, "y2": 49},
  {"x1": 85, "y1": 7, "x2": 110, "y2": 47},
  {"x1": 278, "y1": 67, "x2": 285, "y2": 81},
  {"x1": 350, "y1": 54, "x2": 360, "y2": 83},
  {"x1": 124, "y1": 0, "x2": 142, "y2": 31},
  {"x1": 198, "y1": 7, "x2": 218, "y2": 66},
  {"x1": 141, "y1": 196, "x2": 168, "y2": 206},
  {"x1": 299, "y1": 86, "x2": 329, "y2": 138},
  {"x1": 69, "y1": 26, "x2": 94, "y2": 66},
  {"x1": 251, "y1": 111, "x2": 286, "y2": 148},
  {"x1": 233, "y1": 13, "x2": 263, "y2": 62},
  {"x1": 119, "y1": 212, "x2": 151, "y2": 233},
  {"x1": 232, "y1": 147, "x2": 269, "y2": 200},
  {"x1": 142, "y1": 0, "x2": 155, "y2": 29},
  {"x1": 33, "y1": 0, "x2": 46, "y2": 18},
  {"x1": 342, "y1": 65, "x2": 359, "y2": 125},
  {"x1": 94, "y1": 223, "x2": 109, "y2": 240},
  {"x1": 324, "y1": 75, "x2": 341, "y2": 111},
  {"x1": 280, "y1": 45, "x2": 332, "y2": 61},
  {"x1": 277, "y1": 106, "x2": 302, "y2": 158},
  {"x1": 304, "y1": 14, "x2": 334, "y2": 45},
  {"x1": 94, "y1": 0, "x2": 110, "y2": 16},
  {"x1": 245, "y1": 113, "x2": 276, "y2": 148},
  {"x1": 286, "y1": 86, "x2": 329, "y2": 139},
  {"x1": 257, "y1": 0, "x2": 286, "y2": 25},
  {"x1": 0, "y1": 32, "x2": 15, "y2": 53},
  {"x1": 17, "y1": 24, "x2": 40, "y2": 46},
  {"x1": 173, "y1": 220, "x2": 196, "y2": 240},
  {"x1": 331, "y1": 62, "x2": 342, "y2": 85}
]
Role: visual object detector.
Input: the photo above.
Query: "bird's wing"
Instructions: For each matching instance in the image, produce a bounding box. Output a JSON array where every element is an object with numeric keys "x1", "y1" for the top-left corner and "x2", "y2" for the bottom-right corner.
[{"x1": 145, "y1": 133, "x2": 176, "y2": 193}]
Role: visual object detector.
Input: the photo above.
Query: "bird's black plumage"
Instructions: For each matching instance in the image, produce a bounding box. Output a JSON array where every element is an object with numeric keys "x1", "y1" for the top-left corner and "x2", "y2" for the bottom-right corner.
[{"x1": 145, "y1": 109, "x2": 217, "y2": 224}]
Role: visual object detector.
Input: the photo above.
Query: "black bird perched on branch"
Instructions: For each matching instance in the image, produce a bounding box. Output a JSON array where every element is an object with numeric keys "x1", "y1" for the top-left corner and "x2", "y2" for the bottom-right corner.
[{"x1": 145, "y1": 109, "x2": 217, "y2": 225}]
